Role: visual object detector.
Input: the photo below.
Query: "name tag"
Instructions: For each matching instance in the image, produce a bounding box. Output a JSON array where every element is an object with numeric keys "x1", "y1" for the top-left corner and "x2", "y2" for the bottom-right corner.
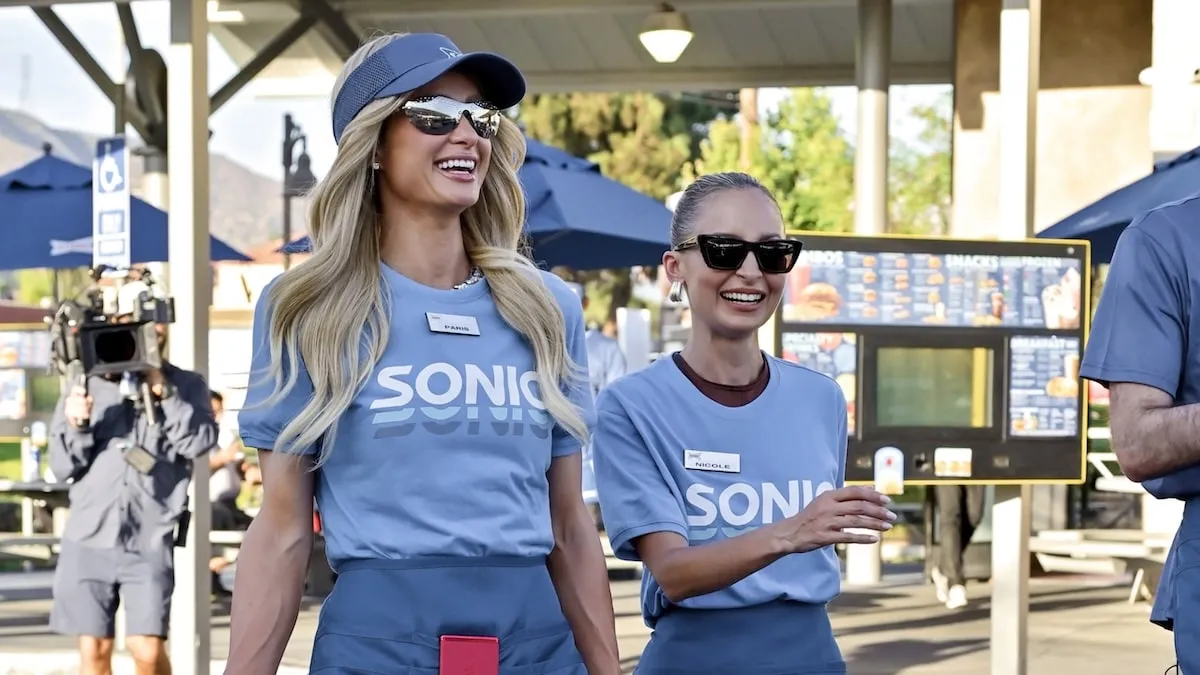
[
  {"x1": 684, "y1": 450, "x2": 741, "y2": 473},
  {"x1": 426, "y1": 312, "x2": 480, "y2": 336}
]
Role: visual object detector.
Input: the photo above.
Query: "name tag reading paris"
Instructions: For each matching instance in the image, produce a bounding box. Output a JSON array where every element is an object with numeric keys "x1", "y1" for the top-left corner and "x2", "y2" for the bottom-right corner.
[
  {"x1": 683, "y1": 450, "x2": 741, "y2": 473},
  {"x1": 426, "y1": 312, "x2": 481, "y2": 336}
]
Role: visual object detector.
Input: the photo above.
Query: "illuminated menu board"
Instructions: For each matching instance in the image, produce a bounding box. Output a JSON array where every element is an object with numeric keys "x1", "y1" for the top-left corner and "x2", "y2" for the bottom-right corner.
[
  {"x1": 0, "y1": 331, "x2": 51, "y2": 369},
  {"x1": 781, "y1": 250, "x2": 1083, "y2": 330},
  {"x1": 780, "y1": 332, "x2": 857, "y2": 434},
  {"x1": 1008, "y1": 335, "x2": 1081, "y2": 438}
]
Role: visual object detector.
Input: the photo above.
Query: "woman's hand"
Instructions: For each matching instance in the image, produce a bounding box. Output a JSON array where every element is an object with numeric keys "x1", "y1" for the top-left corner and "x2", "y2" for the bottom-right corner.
[{"x1": 775, "y1": 486, "x2": 896, "y2": 554}]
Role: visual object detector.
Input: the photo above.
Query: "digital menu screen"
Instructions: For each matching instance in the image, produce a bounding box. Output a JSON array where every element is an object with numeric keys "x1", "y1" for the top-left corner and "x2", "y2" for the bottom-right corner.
[
  {"x1": 0, "y1": 369, "x2": 27, "y2": 421},
  {"x1": 1008, "y1": 335, "x2": 1081, "y2": 438},
  {"x1": 780, "y1": 332, "x2": 857, "y2": 434},
  {"x1": 781, "y1": 250, "x2": 1083, "y2": 330},
  {"x1": 0, "y1": 331, "x2": 51, "y2": 369}
]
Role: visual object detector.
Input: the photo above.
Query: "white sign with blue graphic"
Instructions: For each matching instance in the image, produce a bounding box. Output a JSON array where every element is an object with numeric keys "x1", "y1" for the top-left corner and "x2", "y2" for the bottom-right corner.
[{"x1": 92, "y1": 136, "x2": 131, "y2": 272}]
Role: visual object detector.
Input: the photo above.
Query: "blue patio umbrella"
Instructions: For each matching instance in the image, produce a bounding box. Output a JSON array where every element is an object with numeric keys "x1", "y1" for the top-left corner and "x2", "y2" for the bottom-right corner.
[
  {"x1": 0, "y1": 148, "x2": 251, "y2": 271},
  {"x1": 524, "y1": 137, "x2": 596, "y2": 172},
  {"x1": 281, "y1": 138, "x2": 672, "y2": 270},
  {"x1": 1037, "y1": 146, "x2": 1200, "y2": 264},
  {"x1": 518, "y1": 139, "x2": 672, "y2": 269}
]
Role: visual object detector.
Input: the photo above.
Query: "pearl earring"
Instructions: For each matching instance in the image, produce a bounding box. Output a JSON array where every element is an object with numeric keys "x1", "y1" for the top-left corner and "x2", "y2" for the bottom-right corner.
[
  {"x1": 668, "y1": 281, "x2": 684, "y2": 303},
  {"x1": 371, "y1": 161, "x2": 381, "y2": 170}
]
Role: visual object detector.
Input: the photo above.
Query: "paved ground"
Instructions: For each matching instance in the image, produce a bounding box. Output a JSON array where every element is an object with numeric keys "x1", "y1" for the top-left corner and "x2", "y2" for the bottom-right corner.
[{"x1": 0, "y1": 568, "x2": 1178, "y2": 674}]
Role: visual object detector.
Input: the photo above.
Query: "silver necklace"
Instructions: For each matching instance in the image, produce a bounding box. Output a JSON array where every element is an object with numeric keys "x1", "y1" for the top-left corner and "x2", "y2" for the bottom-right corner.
[{"x1": 452, "y1": 267, "x2": 484, "y2": 290}]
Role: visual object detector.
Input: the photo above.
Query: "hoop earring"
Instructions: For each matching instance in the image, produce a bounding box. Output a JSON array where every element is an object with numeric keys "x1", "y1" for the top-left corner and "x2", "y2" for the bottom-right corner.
[{"x1": 668, "y1": 281, "x2": 684, "y2": 303}]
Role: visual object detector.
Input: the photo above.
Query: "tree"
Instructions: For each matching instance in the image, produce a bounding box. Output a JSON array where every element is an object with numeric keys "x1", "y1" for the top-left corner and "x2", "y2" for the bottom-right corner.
[
  {"x1": 888, "y1": 91, "x2": 952, "y2": 235},
  {"x1": 518, "y1": 92, "x2": 732, "y2": 322},
  {"x1": 684, "y1": 89, "x2": 856, "y2": 233},
  {"x1": 13, "y1": 268, "x2": 90, "y2": 305},
  {"x1": 519, "y1": 92, "x2": 732, "y2": 201}
]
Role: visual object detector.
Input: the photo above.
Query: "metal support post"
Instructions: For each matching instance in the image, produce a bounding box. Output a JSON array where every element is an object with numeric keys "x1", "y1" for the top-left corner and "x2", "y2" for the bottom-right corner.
[
  {"x1": 993, "y1": 1, "x2": 1040, "y2": 674},
  {"x1": 990, "y1": 485, "x2": 1032, "y2": 674},
  {"x1": 853, "y1": 0, "x2": 891, "y2": 237},
  {"x1": 845, "y1": 0, "x2": 891, "y2": 586},
  {"x1": 112, "y1": 22, "x2": 130, "y2": 654},
  {"x1": 998, "y1": 0, "x2": 1040, "y2": 242},
  {"x1": 166, "y1": 1, "x2": 212, "y2": 674}
]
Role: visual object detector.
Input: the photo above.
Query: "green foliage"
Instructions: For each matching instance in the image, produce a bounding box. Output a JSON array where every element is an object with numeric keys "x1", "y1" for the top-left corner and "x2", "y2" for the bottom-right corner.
[
  {"x1": 684, "y1": 89, "x2": 856, "y2": 233},
  {"x1": 13, "y1": 268, "x2": 91, "y2": 306},
  {"x1": 684, "y1": 88, "x2": 953, "y2": 237},
  {"x1": 889, "y1": 91, "x2": 953, "y2": 235},
  {"x1": 658, "y1": 91, "x2": 740, "y2": 157},
  {"x1": 0, "y1": 442, "x2": 19, "y2": 480},
  {"x1": 519, "y1": 92, "x2": 730, "y2": 321},
  {"x1": 518, "y1": 88, "x2": 953, "y2": 320},
  {"x1": 520, "y1": 92, "x2": 720, "y2": 201},
  {"x1": 14, "y1": 270, "x2": 53, "y2": 306}
]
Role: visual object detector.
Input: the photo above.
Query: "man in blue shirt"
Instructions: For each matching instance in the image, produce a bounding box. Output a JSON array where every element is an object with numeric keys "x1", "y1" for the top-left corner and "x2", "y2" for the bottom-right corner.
[
  {"x1": 580, "y1": 290, "x2": 628, "y2": 399},
  {"x1": 1080, "y1": 197, "x2": 1200, "y2": 673},
  {"x1": 564, "y1": 283, "x2": 626, "y2": 511}
]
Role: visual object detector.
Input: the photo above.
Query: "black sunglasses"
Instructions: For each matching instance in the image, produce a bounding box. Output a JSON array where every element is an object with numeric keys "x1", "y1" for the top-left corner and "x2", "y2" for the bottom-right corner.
[
  {"x1": 675, "y1": 235, "x2": 803, "y2": 274},
  {"x1": 400, "y1": 95, "x2": 503, "y2": 139}
]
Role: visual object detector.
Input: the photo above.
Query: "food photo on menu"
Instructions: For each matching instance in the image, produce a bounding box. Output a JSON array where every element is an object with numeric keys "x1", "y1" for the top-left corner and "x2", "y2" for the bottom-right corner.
[
  {"x1": 780, "y1": 332, "x2": 857, "y2": 433},
  {"x1": 781, "y1": 247, "x2": 1084, "y2": 331},
  {"x1": 0, "y1": 369, "x2": 27, "y2": 421},
  {"x1": 1040, "y1": 265, "x2": 1082, "y2": 330},
  {"x1": 0, "y1": 331, "x2": 52, "y2": 369}
]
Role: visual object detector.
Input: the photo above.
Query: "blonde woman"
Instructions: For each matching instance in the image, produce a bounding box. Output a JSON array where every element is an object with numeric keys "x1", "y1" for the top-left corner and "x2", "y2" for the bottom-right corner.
[{"x1": 225, "y1": 33, "x2": 619, "y2": 675}]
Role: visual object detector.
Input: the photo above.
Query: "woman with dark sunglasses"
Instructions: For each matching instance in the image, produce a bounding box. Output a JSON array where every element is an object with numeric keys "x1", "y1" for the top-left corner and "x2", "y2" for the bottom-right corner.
[
  {"x1": 593, "y1": 172, "x2": 896, "y2": 674},
  {"x1": 225, "y1": 32, "x2": 619, "y2": 675}
]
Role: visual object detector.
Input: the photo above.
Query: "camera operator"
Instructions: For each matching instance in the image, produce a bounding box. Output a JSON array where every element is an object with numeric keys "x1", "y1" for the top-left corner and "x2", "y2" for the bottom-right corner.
[{"x1": 47, "y1": 280, "x2": 217, "y2": 675}]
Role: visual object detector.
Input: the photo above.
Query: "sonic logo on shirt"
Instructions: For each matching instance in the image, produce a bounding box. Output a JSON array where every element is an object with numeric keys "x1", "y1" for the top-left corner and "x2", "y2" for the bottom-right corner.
[
  {"x1": 367, "y1": 362, "x2": 553, "y2": 438},
  {"x1": 685, "y1": 479, "x2": 835, "y2": 541}
]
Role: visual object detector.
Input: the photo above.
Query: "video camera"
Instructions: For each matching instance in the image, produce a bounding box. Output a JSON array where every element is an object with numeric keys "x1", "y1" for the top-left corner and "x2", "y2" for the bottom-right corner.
[{"x1": 47, "y1": 265, "x2": 176, "y2": 379}]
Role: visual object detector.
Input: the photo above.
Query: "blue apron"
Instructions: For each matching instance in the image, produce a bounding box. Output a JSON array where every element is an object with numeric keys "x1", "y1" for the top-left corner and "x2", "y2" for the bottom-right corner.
[
  {"x1": 634, "y1": 600, "x2": 846, "y2": 675},
  {"x1": 309, "y1": 556, "x2": 585, "y2": 674},
  {"x1": 1154, "y1": 499, "x2": 1200, "y2": 674}
]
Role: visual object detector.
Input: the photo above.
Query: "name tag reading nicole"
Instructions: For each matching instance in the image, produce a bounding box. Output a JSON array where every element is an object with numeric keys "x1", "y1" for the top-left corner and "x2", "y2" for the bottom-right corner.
[
  {"x1": 683, "y1": 450, "x2": 741, "y2": 473},
  {"x1": 426, "y1": 312, "x2": 481, "y2": 336}
]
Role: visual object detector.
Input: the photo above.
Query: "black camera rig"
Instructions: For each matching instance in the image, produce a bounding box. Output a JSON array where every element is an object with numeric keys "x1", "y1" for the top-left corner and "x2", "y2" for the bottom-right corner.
[{"x1": 47, "y1": 265, "x2": 176, "y2": 380}]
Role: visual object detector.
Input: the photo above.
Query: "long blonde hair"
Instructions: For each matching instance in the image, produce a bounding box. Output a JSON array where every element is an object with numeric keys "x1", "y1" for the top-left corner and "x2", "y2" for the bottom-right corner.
[{"x1": 259, "y1": 33, "x2": 588, "y2": 465}]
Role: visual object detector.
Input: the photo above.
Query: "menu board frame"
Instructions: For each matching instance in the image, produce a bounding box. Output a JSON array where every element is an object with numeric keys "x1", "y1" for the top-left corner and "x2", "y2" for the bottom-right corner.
[{"x1": 771, "y1": 232, "x2": 1091, "y2": 486}]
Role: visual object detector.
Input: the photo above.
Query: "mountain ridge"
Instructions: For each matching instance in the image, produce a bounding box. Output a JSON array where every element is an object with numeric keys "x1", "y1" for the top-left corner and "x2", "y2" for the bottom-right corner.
[{"x1": 0, "y1": 108, "x2": 305, "y2": 255}]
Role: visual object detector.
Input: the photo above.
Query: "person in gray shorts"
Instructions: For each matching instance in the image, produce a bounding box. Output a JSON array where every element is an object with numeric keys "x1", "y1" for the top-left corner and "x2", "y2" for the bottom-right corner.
[
  {"x1": 1081, "y1": 197, "x2": 1200, "y2": 674},
  {"x1": 48, "y1": 297, "x2": 216, "y2": 675}
]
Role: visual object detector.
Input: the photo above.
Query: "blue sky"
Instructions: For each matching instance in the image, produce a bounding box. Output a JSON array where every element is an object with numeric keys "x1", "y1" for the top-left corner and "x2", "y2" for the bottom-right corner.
[{"x1": 0, "y1": 1, "x2": 949, "y2": 182}]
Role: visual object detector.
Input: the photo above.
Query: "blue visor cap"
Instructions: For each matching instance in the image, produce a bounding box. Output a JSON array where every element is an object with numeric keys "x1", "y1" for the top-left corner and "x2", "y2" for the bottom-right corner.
[{"x1": 332, "y1": 33, "x2": 526, "y2": 143}]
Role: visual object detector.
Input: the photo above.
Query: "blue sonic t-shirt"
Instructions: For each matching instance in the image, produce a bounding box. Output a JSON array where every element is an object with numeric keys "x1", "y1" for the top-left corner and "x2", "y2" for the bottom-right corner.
[
  {"x1": 592, "y1": 355, "x2": 847, "y2": 627},
  {"x1": 237, "y1": 263, "x2": 594, "y2": 569},
  {"x1": 1081, "y1": 198, "x2": 1200, "y2": 653}
]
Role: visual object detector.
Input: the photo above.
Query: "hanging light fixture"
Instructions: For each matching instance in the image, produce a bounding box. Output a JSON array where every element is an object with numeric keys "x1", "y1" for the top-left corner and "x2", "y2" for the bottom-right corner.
[{"x1": 638, "y1": 3, "x2": 694, "y2": 64}]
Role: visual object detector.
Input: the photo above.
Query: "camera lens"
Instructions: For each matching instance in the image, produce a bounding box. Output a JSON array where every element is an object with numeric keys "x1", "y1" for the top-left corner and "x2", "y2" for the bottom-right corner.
[{"x1": 94, "y1": 328, "x2": 137, "y2": 364}]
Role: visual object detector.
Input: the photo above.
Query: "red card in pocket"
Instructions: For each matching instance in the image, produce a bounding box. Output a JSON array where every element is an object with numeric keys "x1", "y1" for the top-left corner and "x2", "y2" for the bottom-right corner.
[{"x1": 439, "y1": 635, "x2": 499, "y2": 675}]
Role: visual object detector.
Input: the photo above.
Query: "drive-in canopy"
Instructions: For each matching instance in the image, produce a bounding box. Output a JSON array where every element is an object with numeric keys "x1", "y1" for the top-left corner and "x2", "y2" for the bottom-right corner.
[{"x1": 204, "y1": 0, "x2": 953, "y2": 95}]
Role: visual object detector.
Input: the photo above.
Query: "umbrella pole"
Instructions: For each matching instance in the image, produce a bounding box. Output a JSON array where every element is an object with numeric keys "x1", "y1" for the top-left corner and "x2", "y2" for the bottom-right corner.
[{"x1": 51, "y1": 268, "x2": 59, "y2": 304}]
